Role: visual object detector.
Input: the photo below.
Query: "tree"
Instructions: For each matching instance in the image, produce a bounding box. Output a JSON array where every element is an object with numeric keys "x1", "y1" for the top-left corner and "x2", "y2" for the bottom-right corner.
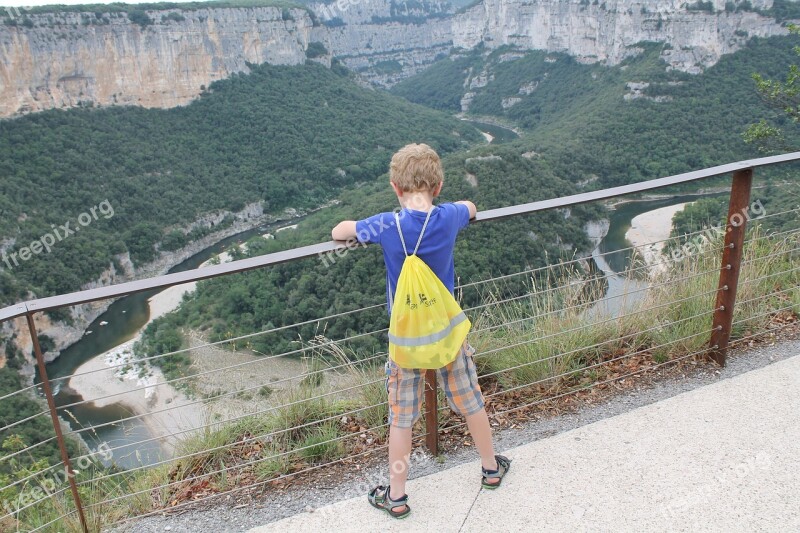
[
  {"x1": 743, "y1": 25, "x2": 800, "y2": 152},
  {"x1": 128, "y1": 9, "x2": 153, "y2": 28}
]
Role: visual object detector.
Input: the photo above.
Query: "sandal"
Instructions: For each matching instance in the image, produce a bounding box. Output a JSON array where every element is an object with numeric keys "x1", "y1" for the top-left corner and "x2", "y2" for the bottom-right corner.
[
  {"x1": 481, "y1": 455, "x2": 512, "y2": 489},
  {"x1": 368, "y1": 485, "x2": 411, "y2": 519}
]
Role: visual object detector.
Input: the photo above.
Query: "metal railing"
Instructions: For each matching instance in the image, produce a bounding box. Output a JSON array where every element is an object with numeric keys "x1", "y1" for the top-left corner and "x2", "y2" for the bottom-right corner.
[{"x1": 0, "y1": 153, "x2": 799, "y2": 532}]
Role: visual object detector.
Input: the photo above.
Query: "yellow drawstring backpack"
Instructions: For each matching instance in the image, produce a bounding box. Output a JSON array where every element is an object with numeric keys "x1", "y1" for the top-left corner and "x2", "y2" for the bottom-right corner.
[{"x1": 388, "y1": 209, "x2": 471, "y2": 369}]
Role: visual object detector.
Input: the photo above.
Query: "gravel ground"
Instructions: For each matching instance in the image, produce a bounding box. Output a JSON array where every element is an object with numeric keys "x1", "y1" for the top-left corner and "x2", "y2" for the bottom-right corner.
[{"x1": 108, "y1": 335, "x2": 800, "y2": 533}]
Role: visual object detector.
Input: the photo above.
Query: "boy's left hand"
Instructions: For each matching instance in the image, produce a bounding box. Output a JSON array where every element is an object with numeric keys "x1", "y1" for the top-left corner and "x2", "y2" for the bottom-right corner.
[{"x1": 332, "y1": 221, "x2": 358, "y2": 241}]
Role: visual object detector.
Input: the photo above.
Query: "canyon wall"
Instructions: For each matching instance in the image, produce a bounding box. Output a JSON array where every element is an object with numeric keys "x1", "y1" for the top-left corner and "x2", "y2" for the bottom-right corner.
[
  {"x1": 0, "y1": 0, "x2": 792, "y2": 116},
  {"x1": 0, "y1": 6, "x2": 313, "y2": 116}
]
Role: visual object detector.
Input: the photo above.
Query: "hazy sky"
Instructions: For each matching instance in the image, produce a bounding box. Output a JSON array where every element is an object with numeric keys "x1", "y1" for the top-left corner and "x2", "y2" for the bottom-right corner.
[{"x1": 0, "y1": 0, "x2": 204, "y2": 7}]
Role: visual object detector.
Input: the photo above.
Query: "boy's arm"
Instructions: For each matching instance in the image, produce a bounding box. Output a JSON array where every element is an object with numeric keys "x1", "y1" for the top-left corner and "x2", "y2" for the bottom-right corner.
[
  {"x1": 331, "y1": 221, "x2": 358, "y2": 241},
  {"x1": 456, "y1": 201, "x2": 477, "y2": 220}
]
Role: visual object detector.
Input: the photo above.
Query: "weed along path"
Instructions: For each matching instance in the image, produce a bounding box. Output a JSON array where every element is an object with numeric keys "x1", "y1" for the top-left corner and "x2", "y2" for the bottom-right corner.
[{"x1": 248, "y1": 350, "x2": 800, "y2": 533}]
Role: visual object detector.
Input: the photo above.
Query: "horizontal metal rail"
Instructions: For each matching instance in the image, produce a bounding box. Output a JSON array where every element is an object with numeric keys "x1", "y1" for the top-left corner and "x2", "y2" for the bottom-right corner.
[
  {"x1": 2, "y1": 152, "x2": 799, "y2": 321},
  {"x1": 52, "y1": 251, "x2": 724, "y2": 423}
]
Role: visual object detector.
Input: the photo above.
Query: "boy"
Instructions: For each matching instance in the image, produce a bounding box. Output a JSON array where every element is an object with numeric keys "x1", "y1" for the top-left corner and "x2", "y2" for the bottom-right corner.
[{"x1": 331, "y1": 143, "x2": 510, "y2": 519}]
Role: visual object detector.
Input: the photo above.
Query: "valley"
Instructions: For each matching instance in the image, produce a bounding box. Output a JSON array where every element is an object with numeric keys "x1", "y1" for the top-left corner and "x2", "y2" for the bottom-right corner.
[{"x1": 1, "y1": 2, "x2": 799, "y2": 523}]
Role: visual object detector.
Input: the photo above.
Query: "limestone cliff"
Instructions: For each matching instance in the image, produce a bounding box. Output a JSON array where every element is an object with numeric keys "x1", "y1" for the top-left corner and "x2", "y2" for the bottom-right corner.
[
  {"x1": 0, "y1": 0, "x2": 793, "y2": 116},
  {"x1": 319, "y1": 0, "x2": 789, "y2": 85},
  {"x1": 451, "y1": 0, "x2": 788, "y2": 74},
  {"x1": 0, "y1": 6, "x2": 313, "y2": 116}
]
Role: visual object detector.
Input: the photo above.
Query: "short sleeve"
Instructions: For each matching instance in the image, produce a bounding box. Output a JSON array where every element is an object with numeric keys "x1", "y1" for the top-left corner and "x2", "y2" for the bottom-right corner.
[
  {"x1": 452, "y1": 203, "x2": 471, "y2": 230},
  {"x1": 355, "y1": 212, "x2": 391, "y2": 244}
]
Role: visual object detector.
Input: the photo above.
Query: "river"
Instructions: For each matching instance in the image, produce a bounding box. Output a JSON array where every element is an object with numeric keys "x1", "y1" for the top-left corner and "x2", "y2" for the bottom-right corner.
[
  {"x1": 38, "y1": 221, "x2": 295, "y2": 468},
  {"x1": 464, "y1": 120, "x2": 519, "y2": 143},
  {"x1": 590, "y1": 192, "x2": 724, "y2": 317}
]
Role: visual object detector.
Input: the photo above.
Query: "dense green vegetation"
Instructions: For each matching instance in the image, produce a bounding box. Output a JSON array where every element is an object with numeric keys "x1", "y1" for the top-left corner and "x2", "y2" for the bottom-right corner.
[
  {"x1": 0, "y1": 62, "x2": 479, "y2": 306},
  {"x1": 394, "y1": 37, "x2": 800, "y2": 188},
  {"x1": 672, "y1": 181, "x2": 800, "y2": 237},
  {"x1": 762, "y1": 0, "x2": 800, "y2": 21},
  {"x1": 392, "y1": 50, "x2": 480, "y2": 111},
  {"x1": 744, "y1": 25, "x2": 800, "y2": 153},
  {"x1": 0, "y1": 366, "x2": 80, "y2": 474}
]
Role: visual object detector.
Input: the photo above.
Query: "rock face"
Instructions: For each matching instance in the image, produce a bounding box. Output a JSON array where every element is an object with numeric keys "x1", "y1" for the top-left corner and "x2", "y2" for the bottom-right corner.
[
  {"x1": 314, "y1": 17, "x2": 453, "y2": 87},
  {"x1": 0, "y1": 0, "x2": 791, "y2": 116},
  {"x1": 0, "y1": 7, "x2": 313, "y2": 116},
  {"x1": 452, "y1": 0, "x2": 786, "y2": 74}
]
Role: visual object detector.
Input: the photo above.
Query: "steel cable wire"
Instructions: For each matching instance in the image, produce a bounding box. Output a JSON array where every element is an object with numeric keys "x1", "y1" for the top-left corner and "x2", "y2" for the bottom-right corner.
[
  {"x1": 28, "y1": 510, "x2": 79, "y2": 533},
  {"x1": 86, "y1": 419, "x2": 394, "y2": 510},
  {"x1": 57, "y1": 348, "x2": 387, "y2": 419},
  {"x1": 440, "y1": 346, "x2": 714, "y2": 433},
  {"x1": 76, "y1": 397, "x2": 389, "y2": 486}
]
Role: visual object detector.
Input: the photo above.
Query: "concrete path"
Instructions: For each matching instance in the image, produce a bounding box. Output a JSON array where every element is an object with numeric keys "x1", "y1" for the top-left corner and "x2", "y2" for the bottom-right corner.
[{"x1": 249, "y1": 355, "x2": 800, "y2": 532}]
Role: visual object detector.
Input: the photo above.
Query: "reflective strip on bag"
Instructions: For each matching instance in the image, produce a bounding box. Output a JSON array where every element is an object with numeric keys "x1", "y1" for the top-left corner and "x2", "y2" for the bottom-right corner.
[{"x1": 388, "y1": 312, "x2": 468, "y2": 347}]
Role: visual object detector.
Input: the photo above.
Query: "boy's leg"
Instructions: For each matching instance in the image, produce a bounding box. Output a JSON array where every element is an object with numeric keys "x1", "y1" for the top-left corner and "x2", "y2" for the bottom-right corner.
[
  {"x1": 388, "y1": 425, "x2": 412, "y2": 503},
  {"x1": 464, "y1": 409, "x2": 500, "y2": 482},
  {"x1": 385, "y1": 361, "x2": 424, "y2": 505},
  {"x1": 439, "y1": 344, "x2": 501, "y2": 483}
]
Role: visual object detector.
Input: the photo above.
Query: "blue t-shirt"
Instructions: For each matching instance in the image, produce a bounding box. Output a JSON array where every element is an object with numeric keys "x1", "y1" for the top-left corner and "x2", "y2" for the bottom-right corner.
[{"x1": 356, "y1": 203, "x2": 471, "y2": 310}]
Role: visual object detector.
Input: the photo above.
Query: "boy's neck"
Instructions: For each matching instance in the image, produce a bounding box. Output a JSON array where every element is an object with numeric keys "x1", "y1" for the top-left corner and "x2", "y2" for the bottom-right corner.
[{"x1": 399, "y1": 192, "x2": 435, "y2": 212}]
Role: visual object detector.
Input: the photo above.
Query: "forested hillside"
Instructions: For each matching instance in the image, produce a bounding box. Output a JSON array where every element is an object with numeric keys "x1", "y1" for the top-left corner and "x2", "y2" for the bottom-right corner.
[
  {"x1": 672, "y1": 182, "x2": 800, "y2": 237},
  {"x1": 394, "y1": 36, "x2": 800, "y2": 185},
  {"x1": 0, "y1": 62, "x2": 480, "y2": 305}
]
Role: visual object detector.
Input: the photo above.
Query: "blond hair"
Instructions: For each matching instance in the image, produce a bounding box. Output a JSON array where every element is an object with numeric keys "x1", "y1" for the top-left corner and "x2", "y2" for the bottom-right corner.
[{"x1": 390, "y1": 143, "x2": 444, "y2": 192}]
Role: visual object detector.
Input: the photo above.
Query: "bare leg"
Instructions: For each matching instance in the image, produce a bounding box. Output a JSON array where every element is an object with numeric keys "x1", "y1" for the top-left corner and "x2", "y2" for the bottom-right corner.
[
  {"x1": 388, "y1": 425, "x2": 412, "y2": 510},
  {"x1": 465, "y1": 408, "x2": 500, "y2": 483}
]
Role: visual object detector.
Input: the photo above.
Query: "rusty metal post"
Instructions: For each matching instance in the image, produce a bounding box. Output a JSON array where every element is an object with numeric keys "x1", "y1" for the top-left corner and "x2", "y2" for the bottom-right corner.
[
  {"x1": 25, "y1": 313, "x2": 89, "y2": 533},
  {"x1": 423, "y1": 369, "x2": 439, "y2": 455},
  {"x1": 710, "y1": 168, "x2": 754, "y2": 366}
]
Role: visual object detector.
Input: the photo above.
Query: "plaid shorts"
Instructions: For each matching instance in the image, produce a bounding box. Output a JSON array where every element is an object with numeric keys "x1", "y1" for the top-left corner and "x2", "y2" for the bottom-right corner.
[{"x1": 385, "y1": 343, "x2": 485, "y2": 428}]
